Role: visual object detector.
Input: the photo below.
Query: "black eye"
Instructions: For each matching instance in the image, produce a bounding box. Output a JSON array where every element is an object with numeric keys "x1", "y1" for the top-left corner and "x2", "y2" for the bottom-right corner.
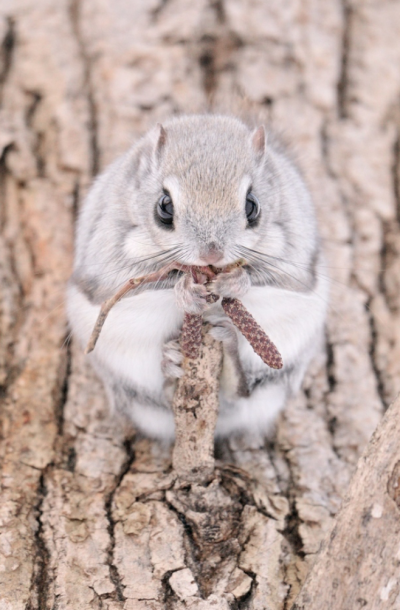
[
  {"x1": 245, "y1": 191, "x2": 260, "y2": 225},
  {"x1": 156, "y1": 191, "x2": 174, "y2": 226}
]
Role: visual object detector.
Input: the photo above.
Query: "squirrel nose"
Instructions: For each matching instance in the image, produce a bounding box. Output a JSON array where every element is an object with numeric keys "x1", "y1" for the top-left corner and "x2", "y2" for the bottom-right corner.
[{"x1": 200, "y1": 242, "x2": 224, "y2": 264}]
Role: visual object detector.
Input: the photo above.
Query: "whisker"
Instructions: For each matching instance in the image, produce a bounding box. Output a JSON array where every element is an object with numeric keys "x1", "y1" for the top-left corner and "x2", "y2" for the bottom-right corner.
[
  {"x1": 237, "y1": 247, "x2": 333, "y2": 311},
  {"x1": 75, "y1": 242, "x2": 185, "y2": 270},
  {"x1": 238, "y1": 246, "x2": 387, "y2": 360},
  {"x1": 62, "y1": 331, "x2": 74, "y2": 349},
  {"x1": 238, "y1": 258, "x2": 283, "y2": 290},
  {"x1": 236, "y1": 247, "x2": 359, "y2": 328},
  {"x1": 80, "y1": 247, "x2": 182, "y2": 283},
  {"x1": 239, "y1": 246, "x2": 351, "y2": 290},
  {"x1": 239, "y1": 247, "x2": 313, "y2": 290}
]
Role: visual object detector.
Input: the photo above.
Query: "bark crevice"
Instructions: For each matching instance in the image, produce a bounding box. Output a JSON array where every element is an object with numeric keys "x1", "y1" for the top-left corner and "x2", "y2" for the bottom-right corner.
[
  {"x1": 104, "y1": 436, "x2": 136, "y2": 602},
  {"x1": 26, "y1": 472, "x2": 52, "y2": 610},
  {"x1": 0, "y1": 16, "x2": 15, "y2": 103},
  {"x1": 337, "y1": 0, "x2": 352, "y2": 119},
  {"x1": 69, "y1": 0, "x2": 100, "y2": 176}
]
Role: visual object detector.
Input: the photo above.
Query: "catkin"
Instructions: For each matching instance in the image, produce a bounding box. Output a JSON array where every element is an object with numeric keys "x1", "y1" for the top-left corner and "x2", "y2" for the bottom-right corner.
[
  {"x1": 179, "y1": 294, "x2": 219, "y2": 359},
  {"x1": 180, "y1": 313, "x2": 203, "y2": 359},
  {"x1": 221, "y1": 297, "x2": 283, "y2": 369}
]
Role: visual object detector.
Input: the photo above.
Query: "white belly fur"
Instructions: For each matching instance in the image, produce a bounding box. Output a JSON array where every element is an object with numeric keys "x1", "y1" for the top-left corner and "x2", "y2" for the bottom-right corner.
[{"x1": 67, "y1": 285, "x2": 183, "y2": 396}]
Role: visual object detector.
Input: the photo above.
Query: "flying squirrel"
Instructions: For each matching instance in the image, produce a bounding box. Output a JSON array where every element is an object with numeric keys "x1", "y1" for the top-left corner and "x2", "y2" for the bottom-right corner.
[{"x1": 67, "y1": 114, "x2": 328, "y2": 439}]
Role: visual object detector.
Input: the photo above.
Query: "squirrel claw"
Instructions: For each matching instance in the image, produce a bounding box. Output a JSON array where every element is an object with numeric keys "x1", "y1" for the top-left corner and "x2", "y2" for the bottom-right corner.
[
  {"x1": 175, "y1": 272, "x2": 209, "y2": 314},
  {"x1": 207, "y1": 266, "x2": 250, "y2": 299},
  {"x1": 161, "y1": 339, "x2": 183, "y2": 379}
]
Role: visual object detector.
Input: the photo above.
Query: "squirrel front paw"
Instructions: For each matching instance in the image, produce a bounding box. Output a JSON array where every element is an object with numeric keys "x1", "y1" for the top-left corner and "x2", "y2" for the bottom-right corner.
[
  {"x1": 207, "y1": 266, "x2": 250, "y2": 299},
  {"x1": 206, "y1": 313, "x2": 249, "y2": 398},
  {"x1": 161, "y1": 338, "x2": 183, "y2": 380},
  {"x1": 174, "y1": 273, "x2": 209, "y2": 314},
  {"x1": 206, "y1": 314, "x2": 239, "y2": 351}
]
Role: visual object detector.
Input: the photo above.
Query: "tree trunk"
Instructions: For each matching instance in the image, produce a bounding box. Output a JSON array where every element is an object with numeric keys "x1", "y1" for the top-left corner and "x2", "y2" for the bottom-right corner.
[
  {"x1": 0, "y1": 1, "x2": 400, "y2": 609},
  {"x1": 293, "y1": 393, "x2": 400, "y2": 610}
]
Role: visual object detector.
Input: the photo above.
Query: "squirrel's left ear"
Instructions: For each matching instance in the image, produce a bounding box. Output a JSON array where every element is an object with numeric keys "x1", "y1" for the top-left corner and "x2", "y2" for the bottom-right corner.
[
  {"x1": 154, "y1": 123, "x2": 167, "y2": 158},
  {"x1": 251, "y1": 125, "x2": 267, "y2": 158}
]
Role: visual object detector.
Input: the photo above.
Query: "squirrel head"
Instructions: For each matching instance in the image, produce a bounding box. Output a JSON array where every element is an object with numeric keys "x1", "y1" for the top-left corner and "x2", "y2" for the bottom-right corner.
[
  {"x1": 125, "y1": 114, "x2": 293, "y2": 268},
  {"x1": 74, "y1": 114, "x2": 318, "y2": 301}
]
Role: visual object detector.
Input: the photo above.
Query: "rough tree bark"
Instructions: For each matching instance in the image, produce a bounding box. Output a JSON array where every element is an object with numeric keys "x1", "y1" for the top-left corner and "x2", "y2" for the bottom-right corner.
[
  {"x1": 0, "y1": 1, "x2": 400, "y2": 609},
  {"x1": 293, "y1": 393, "x2": 400, "y2": 610}
]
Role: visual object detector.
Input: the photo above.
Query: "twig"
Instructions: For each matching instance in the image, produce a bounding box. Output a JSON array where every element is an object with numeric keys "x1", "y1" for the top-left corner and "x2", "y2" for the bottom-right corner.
[
  {"x1": 85, "y1": 262, "x2": 178, "y2": 354},
  {"x1": 171, "y1": 323, "x2": 223, "y2": 483}
]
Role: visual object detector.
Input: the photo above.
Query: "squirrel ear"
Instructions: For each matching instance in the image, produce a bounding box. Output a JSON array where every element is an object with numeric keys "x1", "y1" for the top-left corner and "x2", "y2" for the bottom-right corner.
[
  {"x1": 251, "y1": 125, "x2": 266, "y2": 158},
  {"x1": 155, "y1": 123, "x2": 167, "y2": 157}
]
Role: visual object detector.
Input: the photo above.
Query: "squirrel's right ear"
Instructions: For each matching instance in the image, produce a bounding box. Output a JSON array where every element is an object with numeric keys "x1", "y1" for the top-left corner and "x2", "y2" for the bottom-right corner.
[
  {"x1": 154, "y1": 123, "x2": 167, "y2": 158},
  {"x1": 251, "y1": 125, "x2": 267, "y2": 159}
]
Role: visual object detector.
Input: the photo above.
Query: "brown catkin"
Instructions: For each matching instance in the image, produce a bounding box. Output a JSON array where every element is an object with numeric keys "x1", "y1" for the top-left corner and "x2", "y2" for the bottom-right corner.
[
  {"x1": 221, "y1": 297, "x2": 283, "y2": 369},
  {"x1": 180, "y1": 313, "x2": 203, "y2": 359}
]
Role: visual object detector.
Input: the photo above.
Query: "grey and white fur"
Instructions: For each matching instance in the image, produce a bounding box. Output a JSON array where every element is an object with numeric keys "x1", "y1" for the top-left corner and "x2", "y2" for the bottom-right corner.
[{"x1": 67, "y1": 115, "x2": 328, "y2": 440}]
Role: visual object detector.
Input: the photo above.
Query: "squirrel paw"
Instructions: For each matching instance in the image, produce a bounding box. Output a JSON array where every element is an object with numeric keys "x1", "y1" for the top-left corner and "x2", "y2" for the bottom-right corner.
[
  {"x1": 207, "y1": 314, "x2": 249, "y2": 398},
  {"x1": 175, "y1": 273, "x2": 209, "y2": 314},
  {"x1": 206, "y1": 314, "x2": 238, "y2": 351},
  {"x1": 161, "y1": 339, "x2": 183, "y2": 380},
  {"x1": 207, "y1": 266, "x2": 250, "y2": 299}
]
